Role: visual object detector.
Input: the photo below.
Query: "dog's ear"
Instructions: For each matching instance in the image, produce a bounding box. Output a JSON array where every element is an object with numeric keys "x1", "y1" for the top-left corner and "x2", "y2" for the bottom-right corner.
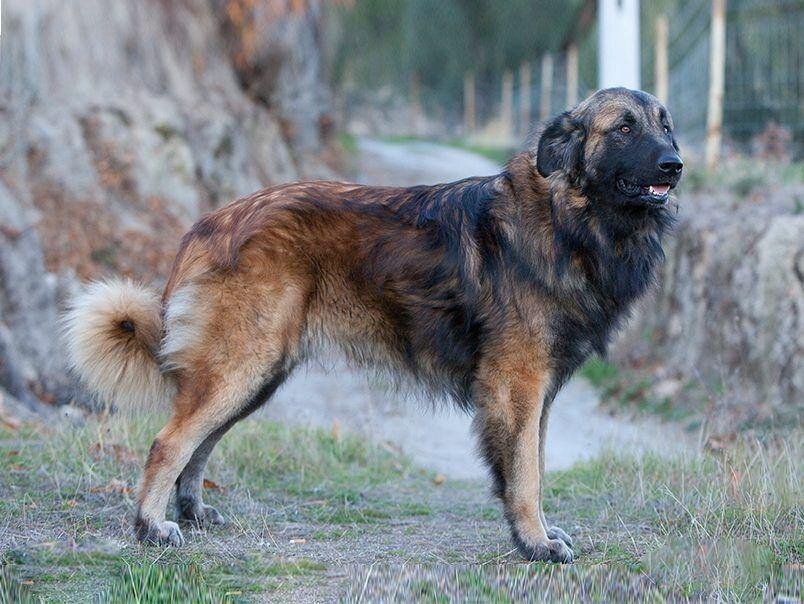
[{"x1": 536, "y1": 112, "x2": 585, "y2": 179}]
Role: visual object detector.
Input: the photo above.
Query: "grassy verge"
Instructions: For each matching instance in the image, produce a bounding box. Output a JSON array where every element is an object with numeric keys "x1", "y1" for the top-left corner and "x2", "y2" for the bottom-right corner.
[
  {"x1": 0, "y1": 414, "x2": 426, "y2": 600},
  {"x1": 337, "y1": 132, "x2": 358, "y2": 156},
  {"x1": 580, "y1": 357, "x2": 705, "y2": 425},
  {"x1": 1, "y1": 413, "x2": 801, "y2": 601},
  {"x1": 376, "y1": 134, "x2": 514, "y2": 165}
]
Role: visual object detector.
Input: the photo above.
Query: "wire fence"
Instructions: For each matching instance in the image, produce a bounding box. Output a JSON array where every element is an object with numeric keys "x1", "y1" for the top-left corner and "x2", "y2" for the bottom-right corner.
[
  {"x1": 454, "y1": 0, "x2": 802, "y2": 157},
  {"x1": 660, "y1": 0, "x2": 802, "y2": 150}
]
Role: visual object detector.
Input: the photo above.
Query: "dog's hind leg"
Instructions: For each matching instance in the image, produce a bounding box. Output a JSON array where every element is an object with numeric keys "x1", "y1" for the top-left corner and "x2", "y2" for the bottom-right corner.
[
  {"x1": 174, "y1": 369, "x2": 289, "y2": 528},
  {"x1": 135, "y1": 365, "x2": 283, "y2": 546},
  {"x1": 135, "y1": 274, "x2": 307, "y2": 546}
]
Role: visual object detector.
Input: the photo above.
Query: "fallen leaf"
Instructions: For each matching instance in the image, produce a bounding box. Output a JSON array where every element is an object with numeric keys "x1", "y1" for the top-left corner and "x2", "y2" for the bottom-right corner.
[
  {"x1": 89, "y1": 442, "x2": 139, "y2": 466},
  {"x1": 90, "y1": 478, "x2": 133, "y2": 495},
  {"x1": 0, "y1": 225, "x2": 22, "y2": 239},
  {"x1": 0, "y1": 414, "x2": 21, "y2": 431},
  {"x1": 203, "y1": 478, "x2": 227, "y2": 493},
  {"x1": 433, "y1": 473, "x2": 446, "y2": 486}
]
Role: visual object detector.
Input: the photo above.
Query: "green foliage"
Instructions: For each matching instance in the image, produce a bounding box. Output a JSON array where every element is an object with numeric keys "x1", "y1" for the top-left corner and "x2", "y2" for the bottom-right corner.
[
  {"x1": 578, "y1": 356, "x2": 621, "y2": 390},
  {"x1": 379, "y1": 135, "x2": 513, "y2": 164},
  {"x1": 102, "y1": 561, "x2": 229, "y2": 604},
  {"x1": 444, "y1": 140, "x2": 513, "y2": 165},
  {"x1": 330, "y1": 0, "x2": 583, "y2": 108},
  {"x1": 580, "y1": 357, "x2": 697, "y2": 422},
  {"x1": 0, "y1": 560, "x2": 36, "y2": 604},
  {"x1": 337, "y1": 132, "x2": 358, "y2": 155}
]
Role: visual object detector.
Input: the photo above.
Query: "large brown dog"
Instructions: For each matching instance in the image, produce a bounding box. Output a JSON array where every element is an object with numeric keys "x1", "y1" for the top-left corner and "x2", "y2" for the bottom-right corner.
[{"x1": 64, "y1": 88, "x2": 682, "y2": 562}]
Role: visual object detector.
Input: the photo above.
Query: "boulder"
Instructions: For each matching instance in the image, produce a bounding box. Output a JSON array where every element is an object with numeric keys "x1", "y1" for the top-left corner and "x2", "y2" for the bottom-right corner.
[
  {"x1": 0, "y1": 0, "x2": 331, "y2": 409},
  {"x1": 614, "y1": 182, "x2": 803, "y2": 429}
]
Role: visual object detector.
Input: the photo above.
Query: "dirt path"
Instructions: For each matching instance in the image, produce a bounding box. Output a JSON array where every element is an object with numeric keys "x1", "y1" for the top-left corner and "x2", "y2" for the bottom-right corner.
[{"x1": 266, "y1": 138, "x2": 692, "y2": 480}]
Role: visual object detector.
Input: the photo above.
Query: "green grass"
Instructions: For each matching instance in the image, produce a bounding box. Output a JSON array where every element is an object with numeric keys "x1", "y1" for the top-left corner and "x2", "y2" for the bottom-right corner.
[
  {"x1": 2, "y1": 413, "x2": 801, "y2": 601},
  {"x1": 443, "y1": 140, "x2": 513, "y2": 165},
  {"x1": 579, "y1": 357, "x2": 699, "y2": 422},
  {"x1": 546, "y1": 445, "x2": 801, "y2": 600},
  {"x1": 103, "y1": 560, "x2": 229, "y2": 603},
  {"x1": 337, "y1": 131, "x2": 358, "y2": 155},
  {"x1": 0, "y1": 415, "x2": 420, "y2": 601},
  {"x1": 343, "y1": 440, "x2": 802, "y2": 601},
  {"x1": 377, "y1": 134, "x2": 513, "y2": 165}
]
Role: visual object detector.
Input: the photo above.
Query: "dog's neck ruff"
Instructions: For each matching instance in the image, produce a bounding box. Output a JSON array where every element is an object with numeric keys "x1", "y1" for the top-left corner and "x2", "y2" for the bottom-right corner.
[{"x1": 499, "y1": 153, "x2": 673, "y2": 356}]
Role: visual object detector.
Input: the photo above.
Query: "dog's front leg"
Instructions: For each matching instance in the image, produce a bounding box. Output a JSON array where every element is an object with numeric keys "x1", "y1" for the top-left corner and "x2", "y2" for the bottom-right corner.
[
  {"x1": 538, "y1": 402, "x2": 573, "y2": 548},
  {"x1": 475, "y1": 369, "x2": 573, "y2": 563}
]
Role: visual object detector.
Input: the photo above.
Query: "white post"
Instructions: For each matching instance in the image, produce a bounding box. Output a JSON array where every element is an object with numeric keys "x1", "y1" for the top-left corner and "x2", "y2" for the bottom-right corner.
[
  {"x1": 539, "y1": 53, "x2": 553, "y2": 121},
  {"x1": 705, "y1": 0, "x2": 727, "y2": 172},
  {"x1": 654, "y1": 14, "x2": 669, "y2": 104},
  {"x1": 598, "y1": 0, "x2": 641, "y2": 89},
  {"x1": 464, "y1": 72, "x2": 476, "y2": 134},
  {"x1": 566, "y1": 43, "x2": 579, "y2": 108},
  {"x1": 501, "y1": 70, "x2": 514, "y2": 143},
  {"x1": 519, "y1": 62, "x2": 532, "y2": 137}
]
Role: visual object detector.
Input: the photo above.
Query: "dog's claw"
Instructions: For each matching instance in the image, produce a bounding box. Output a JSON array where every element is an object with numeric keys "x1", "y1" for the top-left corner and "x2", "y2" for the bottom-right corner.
[
  {"x1": 515, "y1": 537, "x2": 574, "y2": 563},
  {"x1": 136, "y1": 519, "x2": 185, "y2": 547},
  {"x1": 179, "y1": 503, "x2": 225, "y2": 528},
  {"x1": 546, "y1": 526, "x2": 573, "y2": 549}
]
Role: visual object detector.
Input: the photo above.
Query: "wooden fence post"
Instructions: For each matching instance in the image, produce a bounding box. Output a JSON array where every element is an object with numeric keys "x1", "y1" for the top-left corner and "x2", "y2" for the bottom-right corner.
[
  {"x1": 540, "y1": 53, "x2": 553, "y2": 121},
  {"x1": 566, "y1": 43, "x2": 579, "y2": 108},
  {"x1": 705, "y1": 0, "x2": 726, "y2": 171},
  {"x1": 463, "y1": 72, "x2": 476, "y2": 134},
  {"x1": 519, "y1": 62, "x2": 531, "y2": 137},
  {"x1": 501, "y1": 70, "x2": 514, "y2": 142},
  {"x1": 410, "y1": 72, "x2": 422, "y2": 127},
  {"x1": 654, "y1": 14, "x2": 669, "y2": 104}
]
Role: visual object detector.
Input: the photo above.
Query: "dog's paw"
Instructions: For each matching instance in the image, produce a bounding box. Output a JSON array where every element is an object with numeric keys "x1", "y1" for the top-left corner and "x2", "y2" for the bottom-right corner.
[
  {"x1": 135, "y1": 518, "x2": 185, "y2": 547},
  {"x1": 177, "y1": 501, "x2": 225, "y2": 528},
  {"x1": 546, "y1": 526, "x2": 573, "y2": 549},
  {"x1": 515, "y1": 537, "x2": 574, "y2": 564}
]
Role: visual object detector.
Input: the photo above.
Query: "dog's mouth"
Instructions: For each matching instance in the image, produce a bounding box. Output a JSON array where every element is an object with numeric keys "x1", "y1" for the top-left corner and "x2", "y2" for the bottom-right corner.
[{"x1": 617, "y1": 178, "x2": 673, "y2": 205}]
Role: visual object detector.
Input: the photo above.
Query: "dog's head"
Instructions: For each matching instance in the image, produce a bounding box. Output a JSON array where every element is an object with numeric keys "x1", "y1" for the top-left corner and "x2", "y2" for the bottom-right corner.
[{"x1": 536, "y1": 87, "x2": 682, "y2": 208}]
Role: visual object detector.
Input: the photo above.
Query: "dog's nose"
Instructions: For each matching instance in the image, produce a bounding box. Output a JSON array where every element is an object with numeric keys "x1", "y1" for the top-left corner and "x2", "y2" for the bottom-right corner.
[{"x1": 658, "y1": 154, "x2": 683, "y2": 174}]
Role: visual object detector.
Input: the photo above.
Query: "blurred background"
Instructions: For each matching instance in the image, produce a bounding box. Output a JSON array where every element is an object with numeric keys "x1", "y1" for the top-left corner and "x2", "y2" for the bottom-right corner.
[
  {"x1": 0, "y1": 1, "x2": 801, "y2": 600},
  {"x1": 331, "y1": 0, "x2": 802, "y2": 159},
  {"x1": 0, "y1": 0, "x2": 799, "y2": 448}
]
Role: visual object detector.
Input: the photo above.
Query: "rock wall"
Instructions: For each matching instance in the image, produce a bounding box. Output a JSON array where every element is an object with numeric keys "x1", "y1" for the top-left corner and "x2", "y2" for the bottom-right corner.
[
  {"x1": 613, "y1": 183, "x2": 803, "y2": 430},
  {"x1": 0, "y1": 0, "x2": 332, "y2": 410}
]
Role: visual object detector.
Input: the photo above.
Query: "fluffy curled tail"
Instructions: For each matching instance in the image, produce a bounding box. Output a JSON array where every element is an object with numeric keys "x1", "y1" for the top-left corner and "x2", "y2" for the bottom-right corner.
[{"x1": 62, "y1": 279, "x2": 175, "y2": 409}]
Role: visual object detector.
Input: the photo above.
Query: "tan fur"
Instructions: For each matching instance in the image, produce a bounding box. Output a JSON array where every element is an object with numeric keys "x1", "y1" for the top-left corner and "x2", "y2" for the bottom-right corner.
[{"x1": 62, "y1": 279, "x2": 176, "y2": 409}]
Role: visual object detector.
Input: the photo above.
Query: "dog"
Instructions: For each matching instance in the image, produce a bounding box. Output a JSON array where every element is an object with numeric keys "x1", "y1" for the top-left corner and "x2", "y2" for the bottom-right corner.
[{"x1": 64, "y1": 87, "x2": 682, "y2": 562}]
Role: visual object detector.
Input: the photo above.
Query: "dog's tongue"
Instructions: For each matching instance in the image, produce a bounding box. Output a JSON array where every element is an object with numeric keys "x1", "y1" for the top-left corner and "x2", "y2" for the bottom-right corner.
[{"x1": 649, "y1": 184, "x2": 670, "y2": 196}]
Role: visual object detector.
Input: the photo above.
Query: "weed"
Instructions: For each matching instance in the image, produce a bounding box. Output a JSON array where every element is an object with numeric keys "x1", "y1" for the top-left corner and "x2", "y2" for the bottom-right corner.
[{"x1": 102, "y1": 560, "x2": 229, "y2": 604}]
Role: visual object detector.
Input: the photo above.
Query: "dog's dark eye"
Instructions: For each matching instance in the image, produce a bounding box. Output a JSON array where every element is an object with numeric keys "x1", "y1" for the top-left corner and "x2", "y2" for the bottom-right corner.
[{"x1": 619, "y1": 125, "x2": 631, "y2": 134}]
